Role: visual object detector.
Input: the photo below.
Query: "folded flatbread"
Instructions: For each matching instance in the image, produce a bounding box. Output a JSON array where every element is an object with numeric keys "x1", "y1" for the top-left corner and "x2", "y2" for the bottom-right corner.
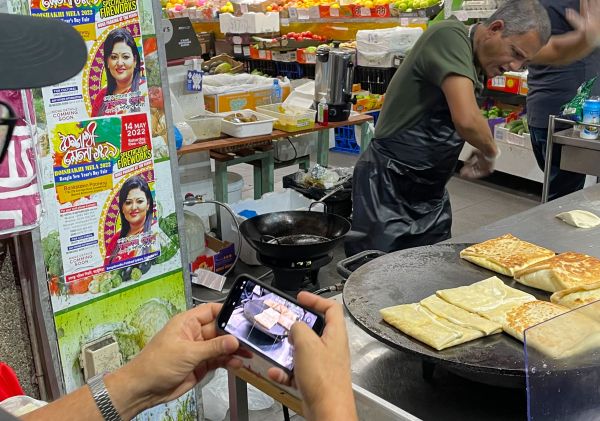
[
  {"x1": 556, "y1": 210, "x2": 600, "y2": 228},
  {"x1": 502, "y1": 300, "x2": 569, "y2": 342},
  {"x1": 254, "y1": 308, "x2": 280, "y2": 330},
  {"x1": 460, "y1": 234, "x2": 555, "y2": 277},
  {"x1": 514, "y1": 252, "x2": 600, "y2": 293},
  {"x1": 436, "y1": 276, "x2": 536, "y2": 325},
  {"x1": 551, "y1": 281, "x2": 600, "y2": 309},
  {"x1": 380, "y1": 303, "x2": 485, "y2": 351},
  {"x1": 420, "y1": 295, "x2": 502, "y2": 335},
  {"x1": 522, "y1": 305, "x2": 600, "y2": 360},
  {"x1": 278, "y1": 314, "x2": 296, "y2": 331}
]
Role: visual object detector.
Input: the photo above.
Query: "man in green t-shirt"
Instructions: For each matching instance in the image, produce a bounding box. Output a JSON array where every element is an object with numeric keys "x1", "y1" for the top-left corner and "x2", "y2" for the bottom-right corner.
[{"x1": 345, "y1": 0, "x2": 551, "y2": 256}]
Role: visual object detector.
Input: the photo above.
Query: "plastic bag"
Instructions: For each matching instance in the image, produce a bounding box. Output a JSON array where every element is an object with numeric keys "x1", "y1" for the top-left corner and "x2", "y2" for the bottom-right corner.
[
  {"x1": 562, "y1": 76, "x2": 598, "y2": 121},
  {"x1": 202, "y1": 368, "x2": 275, "y2": 421},
  {"x1": 0, "y1": 396, "x2": 47, "y2": 416}
]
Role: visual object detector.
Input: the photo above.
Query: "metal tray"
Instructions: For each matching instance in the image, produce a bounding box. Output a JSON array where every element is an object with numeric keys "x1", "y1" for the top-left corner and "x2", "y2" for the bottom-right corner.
[{"x1": 343, "y1": 243, "x2": 551, "y2": 387}]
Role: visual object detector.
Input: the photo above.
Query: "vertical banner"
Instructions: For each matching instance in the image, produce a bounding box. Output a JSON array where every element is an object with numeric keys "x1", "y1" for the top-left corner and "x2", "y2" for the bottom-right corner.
[{"x1": 29, "y1": 0, "x2": 196, "y2": 417}]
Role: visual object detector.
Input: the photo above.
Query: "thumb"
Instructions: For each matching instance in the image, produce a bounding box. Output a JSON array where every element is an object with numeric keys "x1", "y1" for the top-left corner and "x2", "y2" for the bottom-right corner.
[
  {"x1": 289, "y1": 322, "x2": 319, "y2": 355},
  {"x1": 193, "y1": 335, "x2": 239, "y2": 363}
]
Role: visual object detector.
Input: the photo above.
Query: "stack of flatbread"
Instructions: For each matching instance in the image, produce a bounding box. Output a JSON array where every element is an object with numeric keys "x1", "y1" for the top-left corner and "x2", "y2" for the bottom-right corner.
[
  {"x1": 254, "y1": 307, "x2": 281, "y2": 330},
  {"x1": 435, "y1": 276, "x2": 536, "y2": 325},
  {"x1": 380, "y1": 277, "x2": 580, "y2": 354},
  {"x1": 459, "y1": 233, "x2": 555, "y2": 277},
  {"x1": 514, "y1": 252, "x2": 600, "y2": 292},
  {"x1": 263, "y1": 299, "x2": 299, "y2": 331},
  {"x1": 380, "y1": 234, "x2": 600, "y2": 357},
  {"x1": 380, "y1": 294, "x2": 502, "y2": 351}
]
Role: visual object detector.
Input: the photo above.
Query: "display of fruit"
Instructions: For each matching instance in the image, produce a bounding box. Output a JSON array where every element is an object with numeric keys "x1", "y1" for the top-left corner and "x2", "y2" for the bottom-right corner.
[
  {"x1": 282, "y1": 31, "x2": 326, "y2": 42},
  {"x1": 391, "y1": 0, "x2": 439, "y2": 12},
  {"x1": 220, "y1": 1, "x2": 234, "y2": 13},
  {"x1": 201, "y1": 56, "x2": 240, "y2": 74}
]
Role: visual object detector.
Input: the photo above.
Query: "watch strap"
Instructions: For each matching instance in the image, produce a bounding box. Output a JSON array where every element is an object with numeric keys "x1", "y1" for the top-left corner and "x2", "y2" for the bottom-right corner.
[{"x1": 87, "y1": 373, "x2": 122, "y2": 421}]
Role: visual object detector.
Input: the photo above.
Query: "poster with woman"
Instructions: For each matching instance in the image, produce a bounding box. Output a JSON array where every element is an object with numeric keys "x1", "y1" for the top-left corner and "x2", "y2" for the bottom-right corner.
[
  {"x1": 26, "y1": 1, "x2": 196, "y2": 417},
  {"x1": 85, "y1": 22, "x2": 148, "y2": 118},
  {"x1": 31, "y1": 0, "x2": 148, "y2": 124},
  {"x1": 50, "y1": 113, "x2": 159, "y2": 280}
]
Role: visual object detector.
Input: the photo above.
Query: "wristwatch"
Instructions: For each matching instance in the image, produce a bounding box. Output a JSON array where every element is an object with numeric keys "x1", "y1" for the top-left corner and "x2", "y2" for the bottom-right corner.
[{"x1": 87, "y1": 373, "x2": 122, "y2": 421}]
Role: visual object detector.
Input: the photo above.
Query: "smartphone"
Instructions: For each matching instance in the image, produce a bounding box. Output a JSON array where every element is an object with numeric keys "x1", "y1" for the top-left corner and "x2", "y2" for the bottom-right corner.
[{"x1": 217, "y1": 274, "x2": 325, "y2": 373}]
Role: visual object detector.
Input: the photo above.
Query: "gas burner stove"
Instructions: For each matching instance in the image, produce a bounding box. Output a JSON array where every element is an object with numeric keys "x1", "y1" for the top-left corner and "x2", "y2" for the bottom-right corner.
[{"x1": 258, "y1": 253, "x2": 333, "y2": 296}]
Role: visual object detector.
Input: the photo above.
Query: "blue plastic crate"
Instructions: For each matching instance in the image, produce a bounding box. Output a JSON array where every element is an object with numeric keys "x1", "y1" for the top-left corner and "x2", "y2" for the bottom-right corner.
[
  {"x1": 275, "y1": 62, "x2": 304, "y2": 79},
  {"x1": 332, "y1": 111, "x2": 380, "y2": 155}
]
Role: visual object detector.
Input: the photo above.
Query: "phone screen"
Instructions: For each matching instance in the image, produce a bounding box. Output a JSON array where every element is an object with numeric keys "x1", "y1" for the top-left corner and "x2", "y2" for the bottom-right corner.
[{"x1": 222, "y1": 277, "x2": 321, "y2": 371}]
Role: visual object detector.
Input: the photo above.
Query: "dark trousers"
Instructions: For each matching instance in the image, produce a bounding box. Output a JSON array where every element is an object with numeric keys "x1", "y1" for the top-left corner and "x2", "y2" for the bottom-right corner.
[{"x1": 529, "y1": 126, "x2": 586, "y2": 201}]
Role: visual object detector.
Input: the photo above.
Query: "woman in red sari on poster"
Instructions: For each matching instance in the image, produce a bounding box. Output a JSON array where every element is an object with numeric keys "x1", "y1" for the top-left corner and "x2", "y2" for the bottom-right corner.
[
  {"x1": 105, "y1": 175, "x2": 154, "y2": 265},
  {"x1": 92, "y1": 27, "x2": 143, "y2": 117}
]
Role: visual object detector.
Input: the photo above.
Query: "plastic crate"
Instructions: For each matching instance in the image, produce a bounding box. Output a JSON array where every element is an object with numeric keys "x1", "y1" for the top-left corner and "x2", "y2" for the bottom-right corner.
[
  {"x1": 332, "y1": 111, "x2": 380, "y2": 155},
  {"x1": 302, "y1": 63, "x2": 316, "y2": 79},
  {"x1": 353, "y1": 66, "x2": 397, "y2": 95},
  {"x1": 275, "y1": 61, "x2": 304, "y2": 79},
  {"x1": 246, "y1": 59, "x2": 277, "y2": 77}
]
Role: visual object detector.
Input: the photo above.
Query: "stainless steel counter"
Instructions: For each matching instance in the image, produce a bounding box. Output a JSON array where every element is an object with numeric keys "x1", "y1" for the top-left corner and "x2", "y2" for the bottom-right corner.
[
  {"x1": 343, "y1": 184, "x2": 600, "y2": 420},
  {"x1": 225, "y1": 184, "x2": 600, "y2": 421}
]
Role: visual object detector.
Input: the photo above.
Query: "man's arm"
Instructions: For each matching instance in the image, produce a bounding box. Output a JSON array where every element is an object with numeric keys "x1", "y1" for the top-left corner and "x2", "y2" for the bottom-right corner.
[
  {"x1": 532, "y1": 30, "x2": 593, "y2": 66},
  {"x1": 441, "y1": 74, "x2": 498, "y2": 158},
  {"x1": 532, "y1": 0, "x2": 600, "y2": 66}
]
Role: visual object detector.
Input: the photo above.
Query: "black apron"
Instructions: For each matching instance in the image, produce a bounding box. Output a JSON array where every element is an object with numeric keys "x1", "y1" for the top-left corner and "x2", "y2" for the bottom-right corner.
[
  {"x1": 344, "y1": 107, "x2": 464, "y2": 256},
  {"x1": 345, "y1": 26, "x2": 483, "y2": 257}
]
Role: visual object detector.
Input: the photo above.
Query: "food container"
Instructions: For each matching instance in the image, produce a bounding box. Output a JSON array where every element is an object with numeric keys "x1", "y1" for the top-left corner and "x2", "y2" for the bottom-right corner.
[
  {"x1": 255, "y1": 103, "x2": 316, "y2": 132},
  {"x1": 185, "y1": 111, "x2": 222, "y2": 141},
  {"x1": 219, "y1": 109, "x2": 277, "y2": 138}
]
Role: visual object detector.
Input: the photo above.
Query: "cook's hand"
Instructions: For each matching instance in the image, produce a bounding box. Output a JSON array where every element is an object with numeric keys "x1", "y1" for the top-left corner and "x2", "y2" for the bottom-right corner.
[
  {"x1": 567, "y1": 0, "x2": 600, "y2": 47},
  {"x1": 113, "y1": 303, "x2": 244, "y2": 409},
  {"x1": 460, "y1": 149, "x2": 497, "y2": 179},
  {"x1": 267, "y1": 292, "x2": 358, "y2": 421}
]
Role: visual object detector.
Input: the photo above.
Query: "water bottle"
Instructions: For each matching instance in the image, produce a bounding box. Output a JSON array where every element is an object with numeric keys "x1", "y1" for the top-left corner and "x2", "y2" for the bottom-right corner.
[{"x1": 271, "y1": 79, "x2": 282, "y2": 105}]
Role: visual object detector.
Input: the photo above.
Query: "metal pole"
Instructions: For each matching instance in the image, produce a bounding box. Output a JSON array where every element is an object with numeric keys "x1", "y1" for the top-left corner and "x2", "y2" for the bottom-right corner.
[
  {"x1": 12, "y1": 236, "x2": 48, "y2": 400},
  {"x1": 227, "y1": 370, "x2": 249, "y2": 421},
  {"x1": 542, "y1": 115, "x2": 556, "y2": 203}
]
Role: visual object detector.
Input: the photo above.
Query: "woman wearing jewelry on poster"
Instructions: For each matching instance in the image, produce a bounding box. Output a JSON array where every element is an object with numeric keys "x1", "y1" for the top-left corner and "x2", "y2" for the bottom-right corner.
[
  {"x1": 105, "y1": 175, "x2": 154, "y2": 265},
  {"x1": 91, "y1": 27, "x2": 143, "y2": 117}
]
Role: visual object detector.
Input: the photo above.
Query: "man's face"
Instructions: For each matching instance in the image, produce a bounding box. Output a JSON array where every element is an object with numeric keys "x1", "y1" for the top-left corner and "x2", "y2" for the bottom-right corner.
[{"x1": 477, "y1": 20, "x2": 544, "y2": 78}]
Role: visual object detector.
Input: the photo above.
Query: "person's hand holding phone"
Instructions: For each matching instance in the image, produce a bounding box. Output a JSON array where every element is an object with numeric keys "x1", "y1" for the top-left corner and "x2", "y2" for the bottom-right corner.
[
  {"x1": 267, "y1": 292, "x2": 358, "y2": 421},
  {"x1": 115, "y1": 303, "x2": 245, "y2": 412}
]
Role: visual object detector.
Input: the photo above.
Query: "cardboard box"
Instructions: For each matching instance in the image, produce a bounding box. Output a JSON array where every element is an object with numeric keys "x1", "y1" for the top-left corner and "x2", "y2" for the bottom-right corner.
[
  {"x1": 196, "y1": 31, "x2": 216, "y2": 57},
  {"x1": 219, "y1": 12, "x2": 280, "y2": 34},
  {"x1": 318, "y1": 4, "x2": 354, "y2": 18},
  {"x1": 191, "y1": 234, "x2": 235, "y2": 274},
  {"x1": 494, "y1": 124, "x2": 530, "y2": 148},
  {"x1": 296, "y1": 48, "x2": 316, "y2": 64},
  {"x1": 204, "y1": 83, "x2": 291, "y2": 112},
  {"x1": 487, "y1": 74, "x2": 521, "y2": 94},
  {"x1": 250, "y1": 45, "x2": 273, "y2": 60}
]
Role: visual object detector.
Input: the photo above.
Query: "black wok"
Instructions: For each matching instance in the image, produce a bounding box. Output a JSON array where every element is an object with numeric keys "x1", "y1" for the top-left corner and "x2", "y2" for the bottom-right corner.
[{"x1": 239, "y1": 211, "x2": 351, "y2": 260}]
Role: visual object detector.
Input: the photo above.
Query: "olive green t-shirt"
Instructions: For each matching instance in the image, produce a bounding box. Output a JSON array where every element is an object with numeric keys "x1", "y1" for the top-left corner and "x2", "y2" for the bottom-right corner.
[{"x1": 375, "y1": 19, "x2": 479, "y2": 139}]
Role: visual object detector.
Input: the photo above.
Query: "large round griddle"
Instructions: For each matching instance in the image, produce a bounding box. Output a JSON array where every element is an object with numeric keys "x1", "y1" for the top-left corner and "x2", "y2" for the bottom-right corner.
[{"x1": 343, "y1": 243, "x2": 551, "y2": 386}]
